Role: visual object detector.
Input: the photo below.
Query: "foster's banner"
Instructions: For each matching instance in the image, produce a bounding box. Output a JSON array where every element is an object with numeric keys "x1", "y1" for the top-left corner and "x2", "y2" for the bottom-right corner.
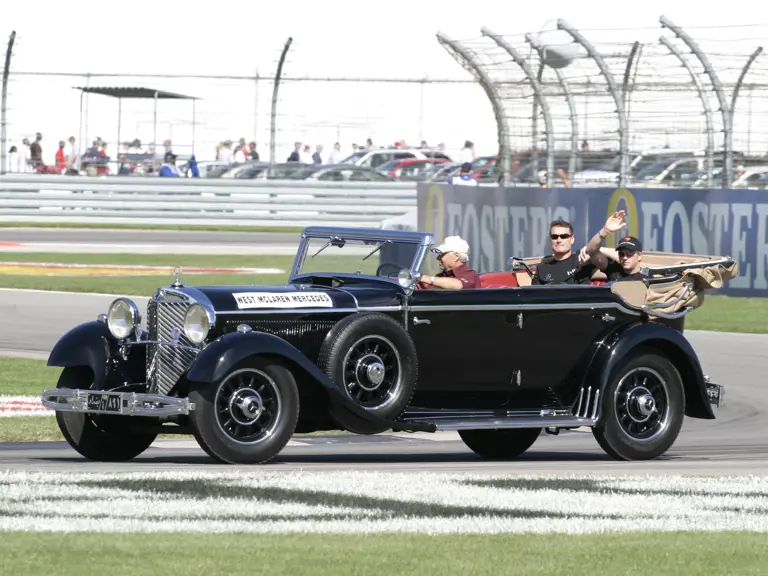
[{"x1": 417, "y1": 183, "x2": 768, "y2": 297}]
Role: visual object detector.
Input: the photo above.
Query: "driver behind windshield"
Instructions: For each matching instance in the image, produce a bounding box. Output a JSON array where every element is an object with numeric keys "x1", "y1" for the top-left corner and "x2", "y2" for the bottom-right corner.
[
  {"x1": 420, "y1": 236, "x2": 480, "y2": 289},
  {"x1": 531, "y1": 219, "x2": 595, "y2": 285}
]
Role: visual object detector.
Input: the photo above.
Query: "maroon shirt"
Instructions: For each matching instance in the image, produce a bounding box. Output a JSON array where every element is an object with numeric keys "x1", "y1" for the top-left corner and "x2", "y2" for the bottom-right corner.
[{"x1": 427, "y1": 264, "x2": 480, "y2": 289}]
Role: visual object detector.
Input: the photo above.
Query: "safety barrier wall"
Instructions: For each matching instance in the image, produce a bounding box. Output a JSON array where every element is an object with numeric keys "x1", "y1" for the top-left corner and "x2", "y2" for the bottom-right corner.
[
  {"x1": 0, "y1": 175, "x2": 417, "y2": 228},
  {"x1": 417, "y1": 183, "x2": 768, "y2": 297}
]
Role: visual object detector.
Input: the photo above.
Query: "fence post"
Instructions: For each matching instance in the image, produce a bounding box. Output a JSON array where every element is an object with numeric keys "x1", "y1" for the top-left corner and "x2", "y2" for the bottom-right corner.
[
  {"x1": 660, "y1": 15, "x2": 732, "y2": 189},
  {"x1": 270, "y1": 37, "x2": 293, "y2": 164},
  {"x1": 525, "y1": 33, "x2": 580, "y2": 183},
  {"x1": 659, "y1": 36, "x2": 716, "y2": 188},
  {"x1": 436, "y1": 31, "x2": 512, "y2": 185},
  {"x1": 558, "y1": 20, "x2": 629, "y2": 187},
  {"x1": 482, "y1": 27, "x2": 555, "y2": 186},
  {"x1": 1, "y1": 31, "x2": 16, "y2": 175},
  {"x1": 732, "y1": 47, "x2": 763, "y2": 146}
]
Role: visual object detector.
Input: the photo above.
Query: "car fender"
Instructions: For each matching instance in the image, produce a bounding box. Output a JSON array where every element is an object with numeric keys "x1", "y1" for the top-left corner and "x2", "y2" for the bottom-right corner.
[
  {"x1": 586, "y1": 321, "x2": 714, "y2": 420},
  {"x1": 185, "y1": 331, "x2": 434, "y2": 435},
  {"x1": 47, "y1": 321, "x2": 112, "y2": 389}
]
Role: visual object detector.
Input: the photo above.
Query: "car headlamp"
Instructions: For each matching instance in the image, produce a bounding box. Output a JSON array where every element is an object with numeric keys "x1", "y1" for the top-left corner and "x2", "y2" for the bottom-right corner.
[
  {"x1": 107, "y1": 298, "x2": 141, "y2": 340},
  {"x1": 184, "y1": 303, "x2": 215, "y2": 345}
]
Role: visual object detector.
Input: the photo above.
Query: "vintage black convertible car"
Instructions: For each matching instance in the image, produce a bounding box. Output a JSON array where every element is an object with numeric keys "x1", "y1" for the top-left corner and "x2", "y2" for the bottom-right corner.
[{"x1": 41, "y1": 226, "x2": 733, "y2": 464}]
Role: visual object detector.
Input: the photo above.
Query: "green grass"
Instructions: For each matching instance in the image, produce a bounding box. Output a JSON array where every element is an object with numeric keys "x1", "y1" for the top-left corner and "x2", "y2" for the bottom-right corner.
[
  {"x1": 0, "y1": 356, "x2": 61, "y2": 397},
  {"x1": 0, "y1": 532, "x2": 765, "y2": 575},
  {"x1": 0, "y1": 416, "x2": 62, "y2": 442},
  {"x1": 0, "y1": 222, "x2": 305, "y2": 233},
  {"x1": 685, "y1": 294, "x2": 768, "y2": 333},
  {"x1": 0, "y1": 356, "x2": 64, "y2": 442}
]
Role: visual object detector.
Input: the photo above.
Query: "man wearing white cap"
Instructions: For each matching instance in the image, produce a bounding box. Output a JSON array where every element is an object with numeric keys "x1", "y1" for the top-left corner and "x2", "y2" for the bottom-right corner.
[{"x1": 419, "y1": 235, "x2": 480, "y2": 289}]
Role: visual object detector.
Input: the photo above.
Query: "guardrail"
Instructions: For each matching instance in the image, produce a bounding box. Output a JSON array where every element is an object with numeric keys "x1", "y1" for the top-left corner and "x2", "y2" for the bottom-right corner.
[{"x1": 0, "y1": 175, "x2": 418, "y2": 227}]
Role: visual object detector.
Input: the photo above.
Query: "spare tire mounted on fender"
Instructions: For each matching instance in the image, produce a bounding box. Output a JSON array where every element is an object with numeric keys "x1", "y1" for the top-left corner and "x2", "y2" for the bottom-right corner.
[{"x1": 318, "y1": 313, "x2": 417, "y2": 421}]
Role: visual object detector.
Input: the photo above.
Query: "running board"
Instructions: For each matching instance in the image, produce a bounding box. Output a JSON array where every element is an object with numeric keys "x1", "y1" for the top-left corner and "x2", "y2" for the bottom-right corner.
[{"x1": 398, "y1": 386, "x2": 601, "y2": 431}]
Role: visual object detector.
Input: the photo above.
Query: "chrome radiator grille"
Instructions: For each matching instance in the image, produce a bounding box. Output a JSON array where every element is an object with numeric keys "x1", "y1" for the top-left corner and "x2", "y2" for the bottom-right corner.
[{"x1": 146, "y1": 299, "x2": 196, "y2": 395}]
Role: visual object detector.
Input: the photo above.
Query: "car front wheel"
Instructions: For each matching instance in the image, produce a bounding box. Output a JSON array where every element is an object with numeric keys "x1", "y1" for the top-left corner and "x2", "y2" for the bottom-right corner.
[
  {"x1": 592, "y1": 349, "x2": 685, "y2": 460},
  {"x1": 189, "y1": 358, "x2": 299, "y2": 464},
  {"x1": 55, "y1": 366, "x2": 158, "y2": 462}
]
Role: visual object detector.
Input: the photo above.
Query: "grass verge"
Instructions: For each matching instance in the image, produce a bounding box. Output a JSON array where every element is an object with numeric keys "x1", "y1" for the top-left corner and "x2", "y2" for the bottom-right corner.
[
  {"x1": 0, "y1": 222, "x2": 305, "y2": 233},
  {"x1": 0, "y1": 532, "x2": 766, "y2": 575}
]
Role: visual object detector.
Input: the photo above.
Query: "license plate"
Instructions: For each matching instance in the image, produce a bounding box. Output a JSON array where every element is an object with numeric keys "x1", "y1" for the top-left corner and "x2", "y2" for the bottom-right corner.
[
  {"x1": 706, "y1": 383, "x2": 724, "y2": 408},
  {"x1": 86, "y1": 392, "x2": 123, "y2": 413}
]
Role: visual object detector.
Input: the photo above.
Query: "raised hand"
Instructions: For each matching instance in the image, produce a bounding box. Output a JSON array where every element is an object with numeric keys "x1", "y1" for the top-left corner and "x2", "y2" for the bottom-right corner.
[{"x1": 604, "y1": 210, "x2": 626, "y2": 233}]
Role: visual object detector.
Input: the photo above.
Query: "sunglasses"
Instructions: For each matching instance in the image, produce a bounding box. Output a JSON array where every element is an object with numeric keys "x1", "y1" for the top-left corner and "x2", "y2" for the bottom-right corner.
[
  {"x1": 550, "y1": 233, "x2": 572, "y2": 240},
  {"x1": 618, "y1": 250, "x2": 637, "y2": 258}
]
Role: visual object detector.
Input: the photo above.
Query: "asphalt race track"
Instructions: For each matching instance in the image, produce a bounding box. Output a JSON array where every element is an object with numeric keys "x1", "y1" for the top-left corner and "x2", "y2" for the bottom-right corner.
[{"x1": 0, "y1": 288, "x2": 765, "y2": 476}]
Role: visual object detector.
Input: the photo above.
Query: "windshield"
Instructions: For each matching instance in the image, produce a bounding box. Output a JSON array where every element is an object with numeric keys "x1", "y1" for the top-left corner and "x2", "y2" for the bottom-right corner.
[
  {"x1": 295, "y1": 236, "x2": 422, "y2": 279},
  {"x1": 339, "y1": 152, "x2": 367, "y2": 164},
  {"x1": 634, "y1": 159, "x2": 675, "y2": 180}
]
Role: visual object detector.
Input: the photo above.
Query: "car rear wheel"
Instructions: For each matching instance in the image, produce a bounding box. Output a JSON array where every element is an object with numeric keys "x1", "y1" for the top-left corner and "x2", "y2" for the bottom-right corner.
[
  {"x1": 592, "y1": 349, "x2": 685, "y2": 460},
  {"x1": 189, "y1": 357, "x2": 299, "y2": 464},
  {"x1": 319, "y1": 313, "x2": 418, "y2": 425},
  {"x1": 458, "y1": 428, "x2": 542, "y2": 460},
  {"x1": 55, "y1": 366, "x2": 158, "y2": 462}
]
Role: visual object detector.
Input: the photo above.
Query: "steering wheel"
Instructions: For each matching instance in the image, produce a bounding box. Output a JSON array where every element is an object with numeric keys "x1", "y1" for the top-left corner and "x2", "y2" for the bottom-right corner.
[{"x1": 376, "y1": 262, "x2": 402, "y2": 278}]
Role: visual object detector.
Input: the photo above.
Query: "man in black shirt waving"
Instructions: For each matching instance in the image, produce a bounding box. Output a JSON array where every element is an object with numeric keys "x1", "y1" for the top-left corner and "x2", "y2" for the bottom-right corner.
[
  {"x1": 531, "y1": 219, "x2": 595, "y2": 285},
  {"x1": 582, "y1": 210, "x2": 647, "y2": 282}
]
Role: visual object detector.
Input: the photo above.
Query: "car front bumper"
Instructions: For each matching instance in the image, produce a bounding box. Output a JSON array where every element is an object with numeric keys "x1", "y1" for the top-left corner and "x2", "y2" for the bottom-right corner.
[{"x1": 41, "y1": 388, "x2": 194, "y2": 417}]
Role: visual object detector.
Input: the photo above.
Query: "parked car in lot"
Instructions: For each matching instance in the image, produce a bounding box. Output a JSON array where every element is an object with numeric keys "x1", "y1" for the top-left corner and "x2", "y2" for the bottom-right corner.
[
  {"x1": 375, "y1": 158, "x2": 450, "y2": 180},
  {"x1": 340, "y1": 148, "x2": 452, "y2": 168},
  {"x1": 42, "y1": 227, "x2": 732, "y2": 464}
]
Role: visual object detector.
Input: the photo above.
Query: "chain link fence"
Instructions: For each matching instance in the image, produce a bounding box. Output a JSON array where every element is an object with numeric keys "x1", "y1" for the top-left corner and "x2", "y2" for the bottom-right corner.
[{"x1": 438, "y1": 16, "x2": 768, "y2": 189}]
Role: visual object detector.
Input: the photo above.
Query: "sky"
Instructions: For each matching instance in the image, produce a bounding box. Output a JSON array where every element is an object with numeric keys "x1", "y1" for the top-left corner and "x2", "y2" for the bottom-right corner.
[{"x1": 3, "y1": 1, "x2": 768, "y2": 164}]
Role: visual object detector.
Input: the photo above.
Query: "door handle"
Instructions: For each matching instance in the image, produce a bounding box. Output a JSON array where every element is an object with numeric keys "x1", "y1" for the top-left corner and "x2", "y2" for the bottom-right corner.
[
  {"x1": 412, "y1": 316, "x2": 431, "y2": 325},
  {"x1": 594, "y1": 312, "x2": 615, "y2": 322}
]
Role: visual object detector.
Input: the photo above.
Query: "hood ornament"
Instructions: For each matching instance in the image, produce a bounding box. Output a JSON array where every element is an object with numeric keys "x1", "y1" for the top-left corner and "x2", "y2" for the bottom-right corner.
[{"x1": 171, "y1": 266, "x2": 184, "y2": 288}]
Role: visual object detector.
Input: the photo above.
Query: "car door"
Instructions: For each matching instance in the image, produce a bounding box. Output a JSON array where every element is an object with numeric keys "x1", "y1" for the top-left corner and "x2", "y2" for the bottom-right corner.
[
  {"x1": 407, "y1": 287, "x2": 525, "y2": 398},
  {"x1": 512, "y1": 289, "x2": 616, "y2": 394}
]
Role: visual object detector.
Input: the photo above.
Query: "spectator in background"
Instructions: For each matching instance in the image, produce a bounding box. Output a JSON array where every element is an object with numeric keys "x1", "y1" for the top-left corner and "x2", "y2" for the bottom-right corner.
[
  {"x1": 55, "y1": 141, "x2": 67, "y2": 173},
  {"x1": 327, "y1": 142, "x2": 343, "y2": 164},
  {"x1": 300, "y1": 144, "x2": 313, "y2": 164},
  {"x1": 218, "y1": 140, "x2": 233, "y2": 164},
  {"x1": 248, "y1": 141, "x2": 259, "y2": 161},
  {"x1": 29, "y1": 133, "x2": 43, "y2": 168},
  {"x1": 287, "y1": 142, "x2": 301, "y2": 162},
  {"x1": 312, "y1": 144, "x2": 324, "y2": 164},
  {"x1": 159, "y1": 151, "x2": 181, "y2": 177},
  {"x1": 7, "y1": 145, "x2": 20, "y2": 172},
  {"x1": 450, "y1": 162, "x2": 478, "y2": 186},
  {"x1": 64, "y1": 136, "x2": 80, "y2": 174},
  {"x1": 365, "y1": 138, "x2": 374, "y2": 148},
  {"x1": 234, "y1": 143, "x2": 247, "y2": 163},
  {"x1": 97, "y1": 142, "x2": 110, "y2": 175},
  {"x1": 81, "y1": 140, "x2": 102, "y2": 176},
  {"x1": 459, "y1": 140, "x2": 475, "y2": 163}
]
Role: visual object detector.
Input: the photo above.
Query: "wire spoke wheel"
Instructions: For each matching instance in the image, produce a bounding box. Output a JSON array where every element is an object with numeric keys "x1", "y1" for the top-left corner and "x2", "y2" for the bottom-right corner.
[
  {"x1": 214, "y1": 368, "x2": 282, "y2": 445},
  {"x1": 614, "y1": 367, "x2": 670, "y2": 442},
  {"x1": 342, "y1": 335, "x2": 402, "y2": 409}
]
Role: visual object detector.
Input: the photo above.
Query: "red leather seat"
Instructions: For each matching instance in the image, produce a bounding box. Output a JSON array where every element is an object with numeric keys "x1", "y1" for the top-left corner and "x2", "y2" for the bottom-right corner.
[
  {"x1": 479, "y1": 272, "x2": 519, "y2": 288},
  {"x1": 589, "y1": 280, "x2": 607, "y2": 286}
]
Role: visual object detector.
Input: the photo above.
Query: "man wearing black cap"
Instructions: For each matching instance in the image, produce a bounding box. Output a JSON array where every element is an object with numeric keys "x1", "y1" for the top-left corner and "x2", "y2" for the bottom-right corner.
[{"x1": 582, "y1": 210, "x2": 646, "y2": 282}]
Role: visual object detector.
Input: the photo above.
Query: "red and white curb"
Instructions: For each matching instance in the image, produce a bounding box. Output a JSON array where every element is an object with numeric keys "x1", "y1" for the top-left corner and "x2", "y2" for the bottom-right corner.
[{"x1": 0, "y1": 396, "x2": 51, "y2": 417}]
